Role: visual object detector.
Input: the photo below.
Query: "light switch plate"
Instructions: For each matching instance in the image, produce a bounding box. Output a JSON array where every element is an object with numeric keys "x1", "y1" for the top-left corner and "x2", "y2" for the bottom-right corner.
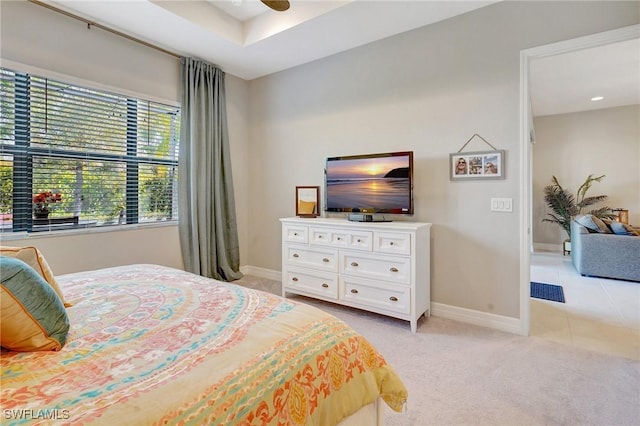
[{"x1": 491, "y1": 197, "x2": 512, "y2": 212}]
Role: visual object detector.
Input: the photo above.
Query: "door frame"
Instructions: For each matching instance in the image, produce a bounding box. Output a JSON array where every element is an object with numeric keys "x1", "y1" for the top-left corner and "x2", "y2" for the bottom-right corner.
[{"x1": 518, "y1": 24, "x2": 639, "y2": 336}]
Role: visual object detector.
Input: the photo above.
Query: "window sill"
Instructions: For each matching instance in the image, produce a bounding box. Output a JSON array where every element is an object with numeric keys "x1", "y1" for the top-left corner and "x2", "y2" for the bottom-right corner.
[{"x1": 0, "y1": 220, "x2": 178, "y2": 241}]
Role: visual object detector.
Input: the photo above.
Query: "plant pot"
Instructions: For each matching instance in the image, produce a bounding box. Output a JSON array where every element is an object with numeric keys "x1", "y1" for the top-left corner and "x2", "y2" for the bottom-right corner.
[{"x1": 34, "y1": 210, "x2": 50, "y2": 219}]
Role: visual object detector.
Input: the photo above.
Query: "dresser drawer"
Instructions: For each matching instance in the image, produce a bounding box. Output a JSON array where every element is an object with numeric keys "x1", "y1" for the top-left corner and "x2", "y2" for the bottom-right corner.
[
  {"x1": 341, "y1": 277, "x2": 410, "y2": 315},
  {"x1": 283, "y1": 224, "x2": 309, "y2": 244},
  {"x1": 284, "y1": 267, "x2": 338, "y2": 299},
  {"x1": 284, "y1": 244, "x2": 338, "y2": 272},
  {"x1": 374, "y1": 232, "x2": 411, "y2": 255},
  {"x1": 310, "y1": 227, "x2": 373, "y2": 251},
  {"x1": 341, "y1": 251, "x2": 410, "y2": 284}
]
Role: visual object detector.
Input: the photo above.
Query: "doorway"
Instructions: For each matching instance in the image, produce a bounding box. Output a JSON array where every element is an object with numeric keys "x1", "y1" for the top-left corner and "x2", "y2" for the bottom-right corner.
[{"x1": 519, "y1": 24, "x2": 640, "y2": 339}]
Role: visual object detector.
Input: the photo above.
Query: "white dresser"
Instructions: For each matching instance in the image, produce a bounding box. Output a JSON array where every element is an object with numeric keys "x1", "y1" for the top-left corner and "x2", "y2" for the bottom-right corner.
[{"x1": 280, "y1": 217, "x2": 431, "y2": 333}]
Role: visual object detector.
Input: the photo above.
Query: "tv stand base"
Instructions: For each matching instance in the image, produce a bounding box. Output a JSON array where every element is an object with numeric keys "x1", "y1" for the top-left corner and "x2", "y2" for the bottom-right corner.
[{"x1": 347, "y1": 213, "x2": 391, "y2": 222}]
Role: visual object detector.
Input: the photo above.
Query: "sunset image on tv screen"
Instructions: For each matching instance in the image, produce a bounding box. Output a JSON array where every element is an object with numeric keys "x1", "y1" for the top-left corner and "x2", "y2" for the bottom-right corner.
[{"x1": 326, "y1": 154, "x2": 411, "y2": 212}]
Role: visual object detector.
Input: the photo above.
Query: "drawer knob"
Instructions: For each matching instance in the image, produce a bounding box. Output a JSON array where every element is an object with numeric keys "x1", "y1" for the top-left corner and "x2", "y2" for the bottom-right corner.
[
  {"x1": 350, "y1": 262, "x2": 359, "y2": 267},
  {"x1": 322, "y1": 258, "x2": 330, "y2": 263},
  {"x1": 390, "y1": 242, "x2": 394, "y2": 246},
  {"x1": 357, "y1": 239, "x2": 361, "y2": 243},
  {"x1": 318, "y1": 235, "x2": 323, "y2": 239},
  {"x1": 337, "y1": 237, "x2": 341, "y2": 240},
  {"x1": 293, "y1": 253, "x2": 299, "y2": 258},
  {"x1": 350, "y1": 289, "x2": 359, "y2": 294},
  {"x1": 390, "y1": 267, "x2": 399, "y2": 272},
  {"x1": 293, "y1": 232, "x2": 298, "y2": 236},
  {"x1": 322, "y1": 283, "x2": 329, "y2": 288},
  {"x1": 389, "y1": 296, "x2": 398, "y2": 302},
  {"x1": 292, "y1": 277, "x2": 299, "y2": 282}
]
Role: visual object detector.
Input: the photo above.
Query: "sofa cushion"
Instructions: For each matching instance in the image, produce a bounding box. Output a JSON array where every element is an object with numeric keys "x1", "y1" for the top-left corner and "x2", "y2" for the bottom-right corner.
[
  {"x1": 609, "y1": 221, "x2": 640, "y2": 236},
  {"x1": 575, "y1": 214, "x2": 611, "y2": 234}
]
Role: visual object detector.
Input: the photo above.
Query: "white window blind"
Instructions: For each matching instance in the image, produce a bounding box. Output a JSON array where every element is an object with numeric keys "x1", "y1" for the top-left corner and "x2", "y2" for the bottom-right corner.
[{"x1": 0, "y1": 68, "x2": 180, "y2": 233}]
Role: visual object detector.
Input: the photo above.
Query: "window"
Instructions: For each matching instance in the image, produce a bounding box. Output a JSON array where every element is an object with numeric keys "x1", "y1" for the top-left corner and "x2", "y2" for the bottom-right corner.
[{"x1": 0, "y1": 68, "x2": 180, "y2": 234}]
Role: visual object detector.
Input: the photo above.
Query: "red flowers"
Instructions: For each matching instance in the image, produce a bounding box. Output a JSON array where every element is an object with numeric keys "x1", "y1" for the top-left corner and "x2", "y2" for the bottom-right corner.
[
  {"x1": 33, "y1": 191, "x2": 62, "y2": 204},
  {"x1": 33, "y1": 191, "x2": 61, "y2": 216}
]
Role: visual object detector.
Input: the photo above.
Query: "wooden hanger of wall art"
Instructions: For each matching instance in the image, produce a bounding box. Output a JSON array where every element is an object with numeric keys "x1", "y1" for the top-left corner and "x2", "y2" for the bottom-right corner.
[{"x1": 456, "y1": 133, "x2": 498, "y2": 153}]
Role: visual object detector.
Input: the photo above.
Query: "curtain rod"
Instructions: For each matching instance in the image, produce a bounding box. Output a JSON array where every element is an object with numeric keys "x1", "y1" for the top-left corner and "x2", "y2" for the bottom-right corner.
[{"x1": 28, "y1": 0, "x2": 181, "y2": 59}]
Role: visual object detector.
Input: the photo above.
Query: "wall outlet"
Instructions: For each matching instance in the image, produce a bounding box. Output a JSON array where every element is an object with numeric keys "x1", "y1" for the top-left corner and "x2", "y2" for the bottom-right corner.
[{"x1": 491, "y1": 197, "x2": 512, "y2": 212}]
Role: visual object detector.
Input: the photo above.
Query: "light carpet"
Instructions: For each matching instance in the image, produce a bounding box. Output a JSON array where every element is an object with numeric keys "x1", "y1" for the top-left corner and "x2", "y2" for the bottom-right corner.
[{"x1": 234, "y1": 275, "x2": 640, "y2": 426}]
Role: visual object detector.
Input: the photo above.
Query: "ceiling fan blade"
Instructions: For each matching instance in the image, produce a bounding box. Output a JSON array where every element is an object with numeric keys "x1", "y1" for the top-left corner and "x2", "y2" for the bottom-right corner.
[{"x1": 261, "y1": 0, "x2": 290, "y2": 12}]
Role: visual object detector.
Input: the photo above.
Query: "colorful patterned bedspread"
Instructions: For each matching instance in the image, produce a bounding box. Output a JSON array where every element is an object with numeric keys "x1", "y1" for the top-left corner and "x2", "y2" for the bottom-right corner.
[{"x1": 1, "y1": 265, "x2": 407, "y2": 425}]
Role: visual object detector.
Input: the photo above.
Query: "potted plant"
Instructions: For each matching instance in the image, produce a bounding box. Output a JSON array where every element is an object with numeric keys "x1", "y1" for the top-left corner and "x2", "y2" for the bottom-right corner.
[
  {"x1": 32, "y1": 191, "x2": 62, "y2": 218},
  {"x1": 542, "y1": 175, "x2": 615, "y2": 253}
]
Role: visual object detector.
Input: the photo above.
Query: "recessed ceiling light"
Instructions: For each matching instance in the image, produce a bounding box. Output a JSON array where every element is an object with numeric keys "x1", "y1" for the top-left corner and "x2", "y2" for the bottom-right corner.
[{"x1": 591, "y1": 96, "x2": 604, "y2": 101}]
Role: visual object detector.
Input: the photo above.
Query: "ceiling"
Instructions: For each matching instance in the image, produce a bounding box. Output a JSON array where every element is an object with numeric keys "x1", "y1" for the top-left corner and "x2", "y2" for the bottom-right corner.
[
  {"x1": 205, "y1": 0, "x2": 270, "y2": 21},
  {"x1": 530, "y1": 38, "x2": 640, "y2": 117},
  {"x1": 45, "y1": 0, "x2": 498, "y2": 80},
  {"x1": 39, "y1": 1, "x2": 638, "y2": 116}
]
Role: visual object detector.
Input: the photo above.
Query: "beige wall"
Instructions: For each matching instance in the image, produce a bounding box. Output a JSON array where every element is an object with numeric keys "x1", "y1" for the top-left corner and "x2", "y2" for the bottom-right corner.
[
  {"x1": 0, "y1": 0, "x2": 251, "y2": 274},
  {"x1": 533, "y1": 105, "x2": 640, "y2": 245},
  {"x1": 0, "y1": 0, "x2": 179, "y2": 102},
  {"x1": 3, "y1": 226, "x2": 183, "y2": 275},
  {"x1": 247, "y1": 1, "x2": 639, "y2": 318}
]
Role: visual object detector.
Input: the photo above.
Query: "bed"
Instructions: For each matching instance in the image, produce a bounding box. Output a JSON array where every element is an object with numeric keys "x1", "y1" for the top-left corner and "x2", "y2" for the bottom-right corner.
[{"x1": 1, "y1": 263, "x2": 407, "y2": 425}]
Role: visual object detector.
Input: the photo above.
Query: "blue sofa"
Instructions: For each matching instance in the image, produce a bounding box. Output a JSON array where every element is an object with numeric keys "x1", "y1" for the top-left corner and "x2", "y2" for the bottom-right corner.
[{"x1": 571, "y1": 220, "x2": 640, "y2": 282}]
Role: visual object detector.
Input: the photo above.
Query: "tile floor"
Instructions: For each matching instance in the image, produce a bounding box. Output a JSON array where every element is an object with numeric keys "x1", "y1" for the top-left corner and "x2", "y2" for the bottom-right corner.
[{"x1": 530, "y1": 251, "x2": 640, "y2": 360}]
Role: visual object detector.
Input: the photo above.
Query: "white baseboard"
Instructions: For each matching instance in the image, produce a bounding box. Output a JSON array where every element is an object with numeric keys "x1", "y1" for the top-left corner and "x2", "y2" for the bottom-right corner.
[
  {"x1": 532, "y1": 242, "x2": 562, "y2": 253},
  {"x1": 240, "y1": 265, "x2": 282, "y2": 282},
  {"x1": 241, "y1": 265, "x2": 525, "y2": 335},
  {"x1": 431, "y1": 302, "x2": 524, "y2": 335}
]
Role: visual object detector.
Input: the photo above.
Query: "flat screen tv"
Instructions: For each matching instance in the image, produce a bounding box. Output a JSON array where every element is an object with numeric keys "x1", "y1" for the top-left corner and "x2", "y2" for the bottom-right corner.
[{"x1": 324, "y1": 151, "x2": 413, "y2": 215}]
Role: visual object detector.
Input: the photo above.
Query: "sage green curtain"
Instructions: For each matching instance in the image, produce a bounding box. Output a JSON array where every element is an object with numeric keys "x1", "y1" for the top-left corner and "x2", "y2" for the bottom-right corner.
[{"x1": 179, "y1": 57, "x2": 242, "y2": 281}]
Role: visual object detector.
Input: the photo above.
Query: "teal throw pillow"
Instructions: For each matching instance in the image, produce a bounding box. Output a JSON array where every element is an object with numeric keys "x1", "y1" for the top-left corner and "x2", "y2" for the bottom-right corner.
[{"x1": 0, "y1": 256, "x2": 70, "y2": 351}]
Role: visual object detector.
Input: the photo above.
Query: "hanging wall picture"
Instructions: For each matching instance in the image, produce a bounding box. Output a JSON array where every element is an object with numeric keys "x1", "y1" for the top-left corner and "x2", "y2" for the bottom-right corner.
[
  {"x1": 450, "y1": 133, "x2": 505, "y2": 181},
  {"x1": 450, "y1": 150, "x2": 505, "y2": 180}
]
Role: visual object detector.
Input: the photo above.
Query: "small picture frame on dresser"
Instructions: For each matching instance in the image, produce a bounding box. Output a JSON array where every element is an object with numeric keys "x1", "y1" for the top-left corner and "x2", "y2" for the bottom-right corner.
[{"x1": 295, "y1": 186, "x2": 320, "y2": 218}]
